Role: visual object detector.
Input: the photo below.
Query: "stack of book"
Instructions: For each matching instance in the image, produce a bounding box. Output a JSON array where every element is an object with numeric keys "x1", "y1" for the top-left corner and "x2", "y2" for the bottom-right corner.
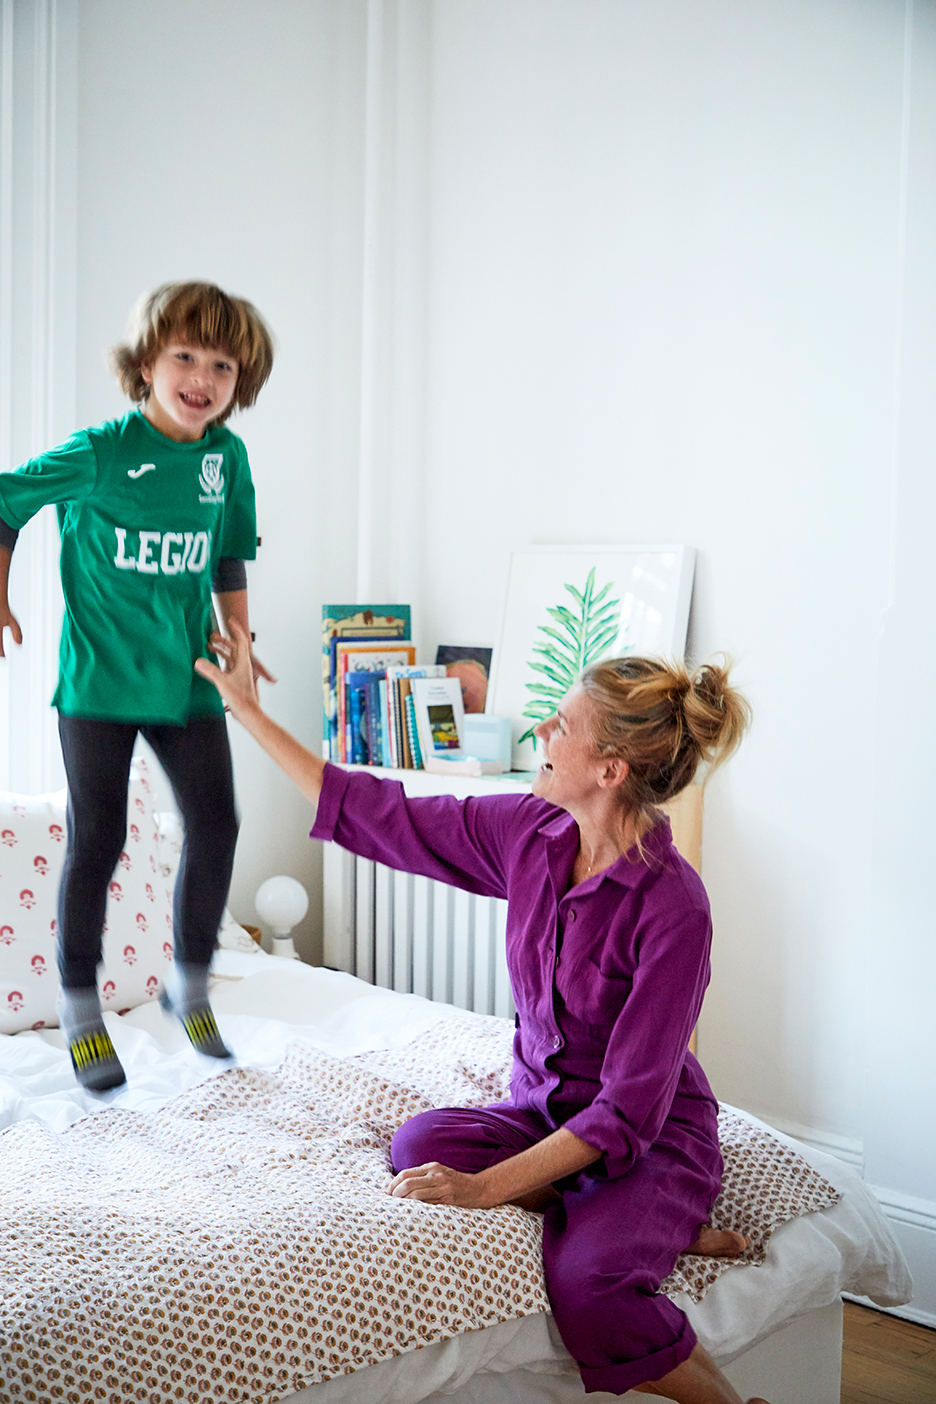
[{"x1": 321, "y1": 604, "x2": 445, "y2": 768}]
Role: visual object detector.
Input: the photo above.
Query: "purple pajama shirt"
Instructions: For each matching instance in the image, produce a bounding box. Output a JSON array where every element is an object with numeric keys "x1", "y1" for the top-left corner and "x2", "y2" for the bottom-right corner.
[{"x1": 311, "y1": 765, "x2": 722, "y2": 1395}]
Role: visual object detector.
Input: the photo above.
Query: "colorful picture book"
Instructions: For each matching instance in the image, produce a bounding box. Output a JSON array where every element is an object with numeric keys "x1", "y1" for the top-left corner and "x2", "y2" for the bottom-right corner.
[
  {"x1": 321, "y1": 605, "x2": 411, "y2": 759},
  {"x1": 411, "y1": 677, "x2": 466, "y2": 763}
]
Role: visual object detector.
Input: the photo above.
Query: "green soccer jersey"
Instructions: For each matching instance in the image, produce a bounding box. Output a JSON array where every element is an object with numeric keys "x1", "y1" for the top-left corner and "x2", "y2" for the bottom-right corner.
[{"x1": 0, "y1": 411, "x2": 257, "y2": 723}]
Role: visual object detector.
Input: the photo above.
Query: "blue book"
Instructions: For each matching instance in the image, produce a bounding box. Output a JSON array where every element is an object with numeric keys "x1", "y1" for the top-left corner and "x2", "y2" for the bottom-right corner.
[
  {"x1": 379, "y1": 680, "x2": 392, "y2": 767},
  {"x1": 365, "y1": 675, "x2": 384, "y2": 766},
  {"x1": 345, "y1": 673, "x2": 373, "y2": 764}
]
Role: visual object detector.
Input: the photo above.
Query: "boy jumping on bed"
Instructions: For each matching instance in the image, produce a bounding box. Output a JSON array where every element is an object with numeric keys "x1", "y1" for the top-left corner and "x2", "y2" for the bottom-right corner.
[{"x1": 0, "y1": 281, "x2": 274, "y2": 1092}]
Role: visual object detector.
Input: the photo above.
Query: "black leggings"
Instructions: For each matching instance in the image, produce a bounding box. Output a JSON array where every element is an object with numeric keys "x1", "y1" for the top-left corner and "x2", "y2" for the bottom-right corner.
[{"x1": 57, "y1": 713, "x2": 239, "y2": 989}]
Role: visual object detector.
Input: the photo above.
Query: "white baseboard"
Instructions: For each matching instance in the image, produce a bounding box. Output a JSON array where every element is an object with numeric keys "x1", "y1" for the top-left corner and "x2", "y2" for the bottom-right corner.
[
  {"x1": 755, "y1": 1113, "x2": 865, "y2": 1174},
  {"x1": 869, "y1": 1184, "x2": 936, "y2": 1232},
  {"x1": 743, "y1": 1112, "x2": 936, "y2": 1326},
  {"x1": 856, "y1": 1210, "x2": 936, "y2": 1328},
  {"x1": 844, "y1": 1292, "x2": 936, "y2": 1331}
]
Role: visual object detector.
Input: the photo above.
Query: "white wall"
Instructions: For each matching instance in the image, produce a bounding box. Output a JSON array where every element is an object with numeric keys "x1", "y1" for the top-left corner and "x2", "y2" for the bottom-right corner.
[
  {"x1": 422, "y1": 0, "x2": 903, "y2": 1145},
  {"x1": 4, "y1": 0, "x2": 933, "y2": 1322},
  {"x1": 412, "y1": 0, "x2": 934, "y2": 1318}
]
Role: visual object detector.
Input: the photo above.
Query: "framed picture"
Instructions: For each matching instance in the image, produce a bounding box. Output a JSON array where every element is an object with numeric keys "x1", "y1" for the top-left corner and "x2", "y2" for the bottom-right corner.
[
  {"x1": 434, "y1": 645, "x2": 493, "y2": 714},
  {"x1": 489, "y1": 545, "x2": 696, "y2": 771}
]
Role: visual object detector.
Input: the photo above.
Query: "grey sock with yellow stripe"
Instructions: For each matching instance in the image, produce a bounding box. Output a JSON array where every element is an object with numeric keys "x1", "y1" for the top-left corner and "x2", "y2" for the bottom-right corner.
[
  {"x1": 58, "y1": 987, "x2": 126, "y2": 1092},
  {"x1": 160, "y1": 963, "x2": 232, "y2": 1059}
]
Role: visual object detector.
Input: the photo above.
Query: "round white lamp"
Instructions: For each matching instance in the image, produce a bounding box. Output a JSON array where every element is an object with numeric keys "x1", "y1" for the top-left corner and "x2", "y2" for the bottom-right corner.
[{"x1": 255, "y1": 875, "x2": 308, "y2": 960}]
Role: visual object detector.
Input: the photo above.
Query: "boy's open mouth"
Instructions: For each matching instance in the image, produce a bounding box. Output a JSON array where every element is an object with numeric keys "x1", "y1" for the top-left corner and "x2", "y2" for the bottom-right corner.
[{"x1": 181, "y1": 393, "x2": 210, "y2": 409}]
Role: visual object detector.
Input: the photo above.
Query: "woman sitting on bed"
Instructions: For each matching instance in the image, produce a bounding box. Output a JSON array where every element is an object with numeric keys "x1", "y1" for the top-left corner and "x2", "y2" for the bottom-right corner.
[{"x1": 198, "y1": 624, "x2": 767, "y2": 1404}]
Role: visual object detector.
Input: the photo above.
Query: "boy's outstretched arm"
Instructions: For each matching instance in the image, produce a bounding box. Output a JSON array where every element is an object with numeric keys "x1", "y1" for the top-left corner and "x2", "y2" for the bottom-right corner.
[
  {"x1": 195, "y1": 619, "x2": 325, "y2": 807},
  {"x1": 0, "y1": 545, "x2": 23, "y2": 658}
]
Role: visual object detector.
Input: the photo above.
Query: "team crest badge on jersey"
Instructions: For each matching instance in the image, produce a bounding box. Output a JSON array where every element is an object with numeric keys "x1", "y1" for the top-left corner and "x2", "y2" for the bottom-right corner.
[{"x1": 198, "y1": 454, "x2": 225, "y2": 503}]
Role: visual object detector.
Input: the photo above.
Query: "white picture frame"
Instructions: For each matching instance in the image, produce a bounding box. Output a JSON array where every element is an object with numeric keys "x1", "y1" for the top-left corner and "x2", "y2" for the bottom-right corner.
[{"x1": 489, "y1": 544, "x2": 696, "y2": 771}]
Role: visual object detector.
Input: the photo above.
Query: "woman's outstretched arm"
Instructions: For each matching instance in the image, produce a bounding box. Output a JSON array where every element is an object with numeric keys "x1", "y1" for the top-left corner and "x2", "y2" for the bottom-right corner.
[
  {"x1": 195, "y1": 619, "x2": 326, "y2": 807},
  {"x1": 198, "y1": 620, "x2": 515, "y2": 897}
]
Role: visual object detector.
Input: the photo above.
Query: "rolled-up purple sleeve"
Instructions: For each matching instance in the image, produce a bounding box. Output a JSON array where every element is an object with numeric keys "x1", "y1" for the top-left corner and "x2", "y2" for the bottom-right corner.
[
  {"x1": 310, "y1": 761, "x2": 353, "y2": 843},
  {"x1": 560, "y1": 900, "x2": 713, "y2": 1179}
]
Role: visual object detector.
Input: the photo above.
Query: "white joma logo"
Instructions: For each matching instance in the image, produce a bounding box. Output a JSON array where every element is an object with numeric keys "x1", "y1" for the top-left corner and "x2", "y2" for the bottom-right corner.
[{"x1": 128, "y1": 464, "x2": 156, "y2": 479}]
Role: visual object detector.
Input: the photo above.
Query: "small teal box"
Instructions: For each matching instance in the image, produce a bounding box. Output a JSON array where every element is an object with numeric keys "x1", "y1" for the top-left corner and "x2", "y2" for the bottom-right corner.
[{"x1": 462, "y1": 714, "x2": 513, "y2": 772}]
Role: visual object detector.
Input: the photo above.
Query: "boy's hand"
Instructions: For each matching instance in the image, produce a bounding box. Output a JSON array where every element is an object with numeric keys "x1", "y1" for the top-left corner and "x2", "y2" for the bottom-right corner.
[
  {"x1": 195, "y1": 619, "x2": 261, "y2": 721},
  {"x1": 0, "y1": 604, "x2": 23, "y2": 658}
]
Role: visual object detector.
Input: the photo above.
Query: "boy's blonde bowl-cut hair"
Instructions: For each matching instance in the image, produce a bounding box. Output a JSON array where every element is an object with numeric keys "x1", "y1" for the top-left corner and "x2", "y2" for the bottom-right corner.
[{"x1": 111, "y1": 281, "x2": 275, "y2": 423}]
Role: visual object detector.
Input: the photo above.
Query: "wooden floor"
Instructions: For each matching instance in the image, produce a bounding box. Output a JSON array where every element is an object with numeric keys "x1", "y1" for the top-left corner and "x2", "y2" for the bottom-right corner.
[{"x1": 841, "y1": 1302, "x2": 936, "y2": 1404}]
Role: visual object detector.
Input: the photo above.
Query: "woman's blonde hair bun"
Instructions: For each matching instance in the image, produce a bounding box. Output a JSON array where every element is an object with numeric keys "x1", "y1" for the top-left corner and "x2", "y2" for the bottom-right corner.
[{"x1": 579, "y1": 654, "x2": 751, "y2": 826}]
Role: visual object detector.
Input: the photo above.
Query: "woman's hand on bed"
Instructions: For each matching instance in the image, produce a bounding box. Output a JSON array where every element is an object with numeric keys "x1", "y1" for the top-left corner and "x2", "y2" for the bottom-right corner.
[
  {"x1": 389, "y1": 1129, "x2": 602, "y2": 1212},
  {"x1": 389, "y1": 1162, "x2": 497, "y2": 1210}
]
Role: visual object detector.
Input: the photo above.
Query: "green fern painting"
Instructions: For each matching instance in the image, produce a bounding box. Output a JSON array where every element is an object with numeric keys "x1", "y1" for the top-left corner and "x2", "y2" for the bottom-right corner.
[{"x1": 518, "y1": 568, "x2": 627, "y2": 745}]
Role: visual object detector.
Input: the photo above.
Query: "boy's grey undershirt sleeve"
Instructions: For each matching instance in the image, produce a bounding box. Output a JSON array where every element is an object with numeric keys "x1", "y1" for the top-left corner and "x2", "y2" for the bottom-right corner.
[
  {"x1": 0, "y1": 515, "x2": 19, "y2": 551},
  {"x1": 211, "y1": 557, "x2": 247, "y2": 593}
]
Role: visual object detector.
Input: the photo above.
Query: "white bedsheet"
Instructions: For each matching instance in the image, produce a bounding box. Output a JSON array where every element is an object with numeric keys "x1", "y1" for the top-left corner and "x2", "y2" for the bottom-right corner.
[
  {"x1": 0, "y1": 950, "x2": 465, "y2": 1134},
  {"x1": 0, "y1": 951, "x2": 911, "y2": 1401}
]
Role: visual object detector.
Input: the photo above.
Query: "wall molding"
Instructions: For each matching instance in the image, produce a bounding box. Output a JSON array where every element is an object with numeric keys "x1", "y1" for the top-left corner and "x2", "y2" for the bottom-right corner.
[
  {"x1": 764, "y1": 1113, "x2": 936, "y2": 1326},
  {"x1": 355, "y1": 0, "x2": 431, "y2": 627},
  {"x1": 760, "y1": 1113, "x2": 865, "y2": 1175},
  {"x1": 0, "y1": 0, "x2": 14, "y2": 789},
  {"x1": 0, "y1": 0, "x2": 76, "y2": 795},
  {"x1": 27, "y1": 0, "x2": 62, "y2": 793},
  {"x1": 844, "y1": 1289, "x2": 936, "y2": 1331},
  {"x1": 869, "y1": 1184, "x2": 936, "y2": 1233}
]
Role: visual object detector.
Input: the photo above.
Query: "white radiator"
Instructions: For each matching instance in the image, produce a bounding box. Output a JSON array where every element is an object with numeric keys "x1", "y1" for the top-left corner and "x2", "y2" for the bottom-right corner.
[
  {"x1": 321, "y1": 768, "x2": 532, "y2": 1018},
  {"x1": 322, "y1": 843, "x2": 515, "y2": 1018}
]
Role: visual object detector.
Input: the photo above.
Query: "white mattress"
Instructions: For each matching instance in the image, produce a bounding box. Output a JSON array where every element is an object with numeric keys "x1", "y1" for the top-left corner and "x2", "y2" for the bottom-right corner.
[{"x1": 0, "y1": 950, "x2": 911, "y2": 1402}]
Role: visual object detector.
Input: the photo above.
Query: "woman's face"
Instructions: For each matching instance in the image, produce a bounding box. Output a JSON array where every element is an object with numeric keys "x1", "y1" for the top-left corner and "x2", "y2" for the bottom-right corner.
[{"x1": 531, "y1": 686, "x2": 607, "y2": 809}]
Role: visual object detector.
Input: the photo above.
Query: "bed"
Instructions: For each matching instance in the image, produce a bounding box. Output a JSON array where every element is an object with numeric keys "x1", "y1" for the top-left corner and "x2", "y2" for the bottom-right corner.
[{"x1": 0, "y1": 770, "x2": 912, "y2": 1404}]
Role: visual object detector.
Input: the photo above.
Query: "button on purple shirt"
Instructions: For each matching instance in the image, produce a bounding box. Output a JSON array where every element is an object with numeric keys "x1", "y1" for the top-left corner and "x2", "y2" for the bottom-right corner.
[{"x1": 312, "y1": 765, "x2": 718, "y2": 1180}]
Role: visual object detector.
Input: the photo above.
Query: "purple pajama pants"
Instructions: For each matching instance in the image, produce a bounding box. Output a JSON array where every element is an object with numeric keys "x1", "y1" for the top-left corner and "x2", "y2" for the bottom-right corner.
[{"x1": 391, "y1": 1096, "x2": 722, "y2": 1396}]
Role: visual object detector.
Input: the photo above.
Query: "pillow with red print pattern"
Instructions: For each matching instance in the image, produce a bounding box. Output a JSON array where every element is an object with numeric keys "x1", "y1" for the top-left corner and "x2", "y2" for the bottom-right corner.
[{"x1": 0, "y1": 756, "x2": 175, "y2": 1034}]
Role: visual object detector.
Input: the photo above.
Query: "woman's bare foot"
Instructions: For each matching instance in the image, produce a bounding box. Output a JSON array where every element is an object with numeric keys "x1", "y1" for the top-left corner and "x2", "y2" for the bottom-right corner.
[{"x1": 687, "y1": 1224, "x2": 750, "y2": 1256}]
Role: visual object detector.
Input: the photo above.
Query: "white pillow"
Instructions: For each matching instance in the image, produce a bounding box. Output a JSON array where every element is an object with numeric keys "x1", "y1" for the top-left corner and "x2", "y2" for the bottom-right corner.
[{"x1": 0, "y1": 756, "x2": 174, "y2": 1034}]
